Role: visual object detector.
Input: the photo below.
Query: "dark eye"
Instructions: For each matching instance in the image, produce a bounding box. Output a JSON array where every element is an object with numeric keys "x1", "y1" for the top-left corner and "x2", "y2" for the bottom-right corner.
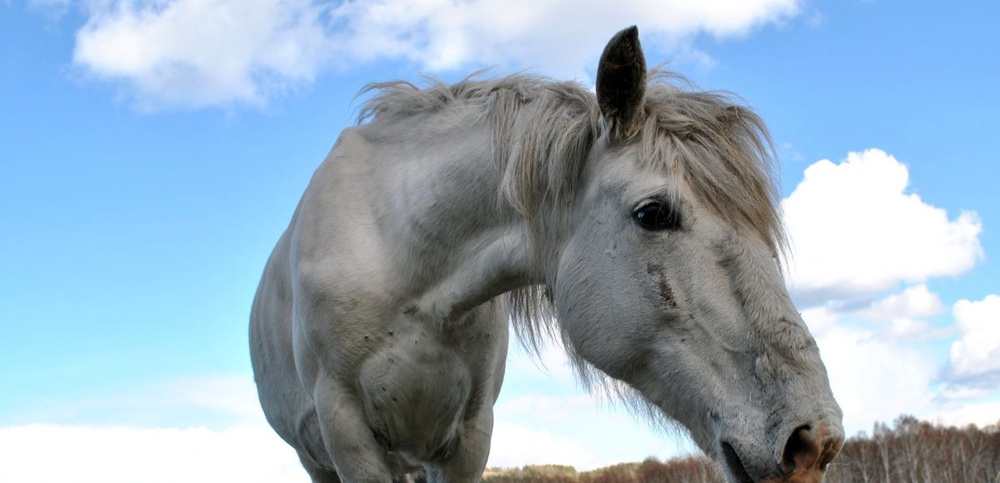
[{"x1": 632, "y1": 200, "x2": 681, "y2": 231}]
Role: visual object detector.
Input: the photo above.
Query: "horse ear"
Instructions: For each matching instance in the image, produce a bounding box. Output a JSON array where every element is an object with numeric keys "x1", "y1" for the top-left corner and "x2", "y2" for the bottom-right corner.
[{"x1": 596, "y1": 26, "x2": 647, "y2": 140}]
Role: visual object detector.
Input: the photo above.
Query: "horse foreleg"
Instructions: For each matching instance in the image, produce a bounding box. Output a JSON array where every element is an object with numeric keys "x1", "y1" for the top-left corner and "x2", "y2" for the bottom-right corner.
[
  {"x1": 427, "y1": 408, "x2": 495, "y2": 482},
  {"x1": 298, "y1": 450, "x2": 343, "y2": 483},
  {"x1": 312, "y1": 376, "x2": 396, "y2": 482}
]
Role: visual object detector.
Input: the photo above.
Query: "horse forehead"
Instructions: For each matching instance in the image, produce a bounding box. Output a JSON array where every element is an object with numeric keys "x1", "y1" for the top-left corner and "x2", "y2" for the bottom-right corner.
[{"x1": 583, "y1": 154, "x2": 691, "y2": 206}]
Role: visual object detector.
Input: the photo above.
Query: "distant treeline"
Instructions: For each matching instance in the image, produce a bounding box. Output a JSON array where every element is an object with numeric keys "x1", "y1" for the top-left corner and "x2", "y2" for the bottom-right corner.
[{"x1": 482, "y1": 415, "x2": 1000, "y2": 483}]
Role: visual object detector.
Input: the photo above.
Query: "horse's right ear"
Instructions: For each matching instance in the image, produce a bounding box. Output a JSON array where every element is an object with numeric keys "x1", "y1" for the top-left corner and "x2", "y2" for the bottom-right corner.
[{"x1": 596, "y1": 26, "x2": 647, "y2": 141}]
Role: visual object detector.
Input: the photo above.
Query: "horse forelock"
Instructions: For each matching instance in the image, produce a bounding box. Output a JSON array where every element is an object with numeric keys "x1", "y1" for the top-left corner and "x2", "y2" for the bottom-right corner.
[
  {"x1": 639, "y1": 76, "x2": 788, "y2": 263},
  {"x1": 354, "y1": 72, "x2": 787, "y2": 420}
]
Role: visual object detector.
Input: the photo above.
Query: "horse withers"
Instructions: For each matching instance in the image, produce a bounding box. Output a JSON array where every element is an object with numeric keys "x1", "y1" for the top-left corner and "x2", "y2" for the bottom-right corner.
[{"x1": 250, "y1": 26, "x2": 843, "y2": 483}]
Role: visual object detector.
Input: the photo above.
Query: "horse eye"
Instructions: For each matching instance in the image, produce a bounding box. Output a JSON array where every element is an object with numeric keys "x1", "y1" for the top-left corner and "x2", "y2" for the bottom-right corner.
[{"x1": 632, "y1": 200, "x2": 681, "y2": 231}]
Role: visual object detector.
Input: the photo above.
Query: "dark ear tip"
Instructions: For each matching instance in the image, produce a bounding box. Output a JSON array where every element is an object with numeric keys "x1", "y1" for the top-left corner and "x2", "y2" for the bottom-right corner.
[
  {"x1": 620, "y1": 25, "x2": 639, "y2": 43},
  {"x1": 602, "y1": 26, "x2": 641, "y2": 61}
]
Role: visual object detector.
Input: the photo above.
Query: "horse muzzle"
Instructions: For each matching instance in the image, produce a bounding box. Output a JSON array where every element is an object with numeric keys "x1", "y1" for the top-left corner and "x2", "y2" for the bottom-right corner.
[{"x1": 720, "y1": 417, "x2": 844, "y2": 483}]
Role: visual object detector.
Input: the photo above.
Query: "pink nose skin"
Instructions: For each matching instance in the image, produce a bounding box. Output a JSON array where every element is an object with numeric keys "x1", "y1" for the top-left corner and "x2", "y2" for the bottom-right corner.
[{"x1": 773, "y1": 423, "x2": 844, "y2": 483}]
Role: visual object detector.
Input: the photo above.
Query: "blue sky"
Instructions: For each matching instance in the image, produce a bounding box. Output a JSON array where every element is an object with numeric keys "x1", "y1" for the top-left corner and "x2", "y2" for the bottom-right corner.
[{"x1": 2, "y1": 0, "x2": 999, "y2": 480}]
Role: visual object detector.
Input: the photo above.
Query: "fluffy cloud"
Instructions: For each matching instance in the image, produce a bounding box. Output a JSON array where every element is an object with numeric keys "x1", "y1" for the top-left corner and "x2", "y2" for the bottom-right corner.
[
  {"x1": 491, "y1": 391, "x2": 690, "y2": 471},
  {"x1": 860, "y1": 284, "x2": 947, "y2": 339},
  {"x1": 0, "y1": 423, "x2": 307, "y2": 483},
  {"x1": 324, "y1": 0, "x2": 800, "y2": 71},
  {"x1": 783, "y1": 149, "x2": 983, "y2": 306},
  {"x1": 9, "y1": 375, "x2": 266, "y2": 428},
  {"x1": 802, "y1": 284, "x2": 949, "y2": 342},
  {"x1": 782, "y1": 149, "x2": 993, "y2": 436},
  {"x1": 74, "y1": 0, "x2": 333, "y2": 109},
  {"x1": 948, "y1": 294, "x2": 1000, "y2": 382},
  {"x1": 0, "y1": 374, "x2": 309, "y2": 482},
  {"x1": 68, "y1": 0, "x2": 802, "y2": 109},
  {"x1": 808, "y1": 319, "x2": 938, "y2": 436},
  {"x1": 927, "y1": 398, "x2": 1000, "y2": 429},
  {"x1": 492, "y1": 338, "x2": 691, "y2": 470},
  {"x1": 489, "y1": 421, "x2": 599, "y2": 469},
  {"x1": 798, "y1": 285, "x2": 950, "y2": 432},
  {"x1": 863, "y1": 284, "x2": 943, "y2": 321}
]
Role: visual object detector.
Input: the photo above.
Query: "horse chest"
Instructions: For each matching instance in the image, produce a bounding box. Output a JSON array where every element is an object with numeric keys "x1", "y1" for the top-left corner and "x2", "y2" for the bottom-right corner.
[{"x1": 356, "y1": 328, "x2": 475, "y2": 462}]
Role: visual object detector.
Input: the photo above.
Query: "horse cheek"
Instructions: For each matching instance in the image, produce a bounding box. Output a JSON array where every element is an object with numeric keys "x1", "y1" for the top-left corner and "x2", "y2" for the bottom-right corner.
[{"x1": 555, "y1": 233, "x2": 647, "y2": 380}]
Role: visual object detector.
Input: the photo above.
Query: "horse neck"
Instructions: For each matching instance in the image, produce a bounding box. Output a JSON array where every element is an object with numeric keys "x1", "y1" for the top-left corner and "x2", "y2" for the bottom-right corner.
[{"x1": 365, "y1": 113, "x2": 542, "y2": 322}]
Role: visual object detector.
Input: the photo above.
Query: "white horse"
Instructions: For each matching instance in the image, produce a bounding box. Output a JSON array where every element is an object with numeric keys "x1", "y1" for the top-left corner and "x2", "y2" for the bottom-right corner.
[{"x1": 250, "y1": 26, "x2": 843, "y2": 483}]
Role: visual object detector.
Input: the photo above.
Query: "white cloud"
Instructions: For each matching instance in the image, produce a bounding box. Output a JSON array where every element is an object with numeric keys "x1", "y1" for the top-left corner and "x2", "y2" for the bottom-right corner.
[
  {"x1": 325, "y1": 0, "x2": 800, "y2": 72},
  {"x1": 927, "y1": 398, "x2": 1000, "y2": 429},
  {"x1": 860, "y1": 284, "x2": 948, "y2": 339},
  {"x1": 949, "y1": 294, "x2": 1000, "y2": 380},
  {"x1": 783, "y1": 149, "x2": 983, "y2": 305},
  {"x1": 863, "y1": 284, "x2": 943, "y2": 321},
  {"x1": 68, "y1": 0, "x2": 803, "y2": 109},
  {"x1": 808, "y1": 319, "x2": 938, "y2": 436},
  {"x1": 800, "y1": 305, "x2": 842, "y2": 335},
  {"x1": 782, "y1": 151, "x2": 994, "y2": 433},
  {"x1": 0, "y1": 375, "x2": 307, "y2": 482},
  {"x1": 804, "y1": 284, "x2": 948, "y2": 340},
  {"x1": 488, "y1": 421, "x2": 599, "y2": 469},
  {"x1": 493, "y1": 336, "x2": 693, "y2": 470},
  {"x1": 795, "y1": 268, "x2": 996, "y2": 437},
  {"x1": 491, "y1": 393, "x2": 690, "y2": 471},
  {"x1": 10, "y1": 374, "x2": 266, "y2": 428},
  {"x1": 0, "y1": 424, "x2": 307, "y2": 483},
  {"x1": 498, "y1": 393, "x2": 595, "y2": 424},
  {"x1": 74, "y1": 0, "x2": 334, "y2": 109}
]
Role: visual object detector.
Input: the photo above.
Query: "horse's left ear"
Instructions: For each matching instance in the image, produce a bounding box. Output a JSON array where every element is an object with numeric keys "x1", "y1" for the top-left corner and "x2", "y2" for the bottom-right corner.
[{"x1": 597, "y1": 26, "x2": 647, "y2": 141}]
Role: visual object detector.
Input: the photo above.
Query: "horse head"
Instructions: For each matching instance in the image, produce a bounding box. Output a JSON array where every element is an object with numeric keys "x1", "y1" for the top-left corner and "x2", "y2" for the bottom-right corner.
[{"x1": 546, "y1": 26, "x2": 843, "y2": 482}]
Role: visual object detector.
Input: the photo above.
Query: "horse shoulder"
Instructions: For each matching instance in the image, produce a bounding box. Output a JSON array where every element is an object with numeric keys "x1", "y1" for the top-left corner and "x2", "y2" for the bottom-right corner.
[{"x1": 288, "y1": 126, "x2": 411, "y2": 373}]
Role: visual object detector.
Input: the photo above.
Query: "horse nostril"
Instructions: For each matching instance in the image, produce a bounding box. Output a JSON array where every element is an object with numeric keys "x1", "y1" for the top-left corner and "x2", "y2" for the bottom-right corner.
[
  {"x1": 782, "y1": 423, "x2": 844, "y2": 474},
  {"x1": 782, "y1": 426, "x2": 818, "y2": 471}
]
